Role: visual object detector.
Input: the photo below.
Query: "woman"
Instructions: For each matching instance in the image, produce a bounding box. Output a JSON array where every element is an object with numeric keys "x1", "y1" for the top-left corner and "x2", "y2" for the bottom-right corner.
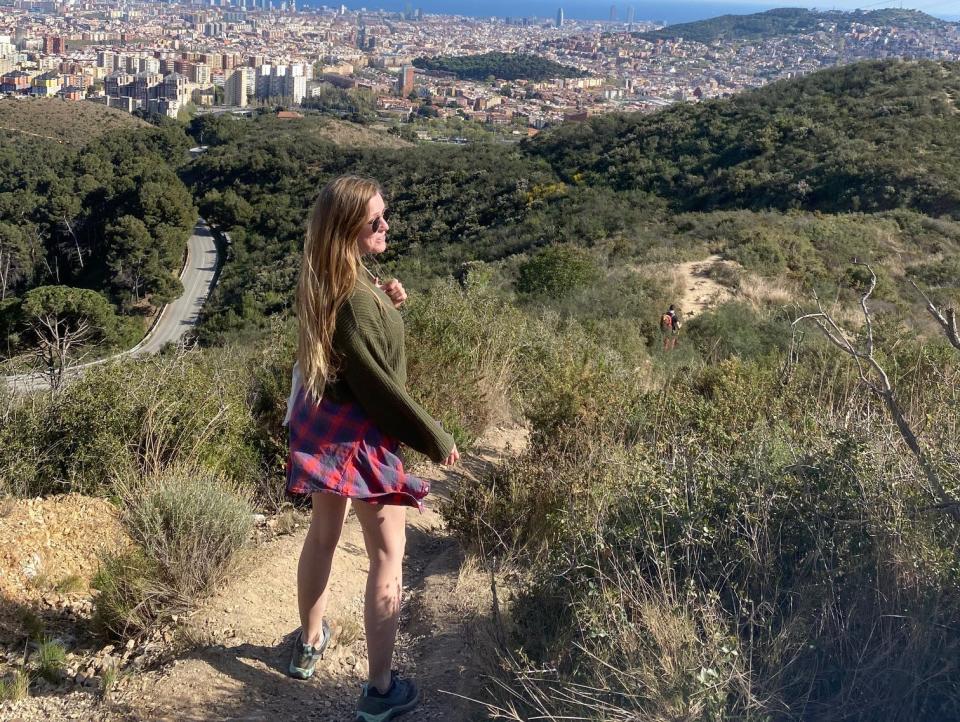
[{"x1": 284, "y1": 175, "x2": 459, "y2": 722}]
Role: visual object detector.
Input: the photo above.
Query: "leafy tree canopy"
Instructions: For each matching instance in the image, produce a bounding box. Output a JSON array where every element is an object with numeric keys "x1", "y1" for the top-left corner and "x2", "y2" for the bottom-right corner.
[{"x1": 413, "y1": 52, "x2": 585, "y2": 82}]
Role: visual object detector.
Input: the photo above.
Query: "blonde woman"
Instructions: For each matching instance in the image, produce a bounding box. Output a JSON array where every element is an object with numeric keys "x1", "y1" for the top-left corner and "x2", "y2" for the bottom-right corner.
[{"x1": 284, "y1": 175, "x2": 459, "y2": 721}]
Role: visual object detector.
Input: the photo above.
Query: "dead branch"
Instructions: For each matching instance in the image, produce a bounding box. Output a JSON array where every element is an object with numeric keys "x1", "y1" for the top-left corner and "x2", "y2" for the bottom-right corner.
[
  {"x1": 911, "y1": 280, "x2": 960, "y2": 351},
  {"x1": 794, "y1": 263, "x2": 960, "y2": 524}
]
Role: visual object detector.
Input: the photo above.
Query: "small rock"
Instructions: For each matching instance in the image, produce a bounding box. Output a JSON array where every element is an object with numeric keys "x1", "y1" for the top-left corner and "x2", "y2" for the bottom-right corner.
[
  {"x1": 345, "y1": 654, "x2": 357, "y2": 667},
  {"x1": 101, "y1": 644, "x2": 115, "y2": 655},
  {"x1": 125, "y1": 639, "x2": 136, "y2": 650}
]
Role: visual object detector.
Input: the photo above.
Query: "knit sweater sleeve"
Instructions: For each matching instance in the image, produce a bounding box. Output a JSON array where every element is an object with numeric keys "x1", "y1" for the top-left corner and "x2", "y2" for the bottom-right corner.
[{"x1": 333, "y1": 296, "x2": 454, "y2": 463}]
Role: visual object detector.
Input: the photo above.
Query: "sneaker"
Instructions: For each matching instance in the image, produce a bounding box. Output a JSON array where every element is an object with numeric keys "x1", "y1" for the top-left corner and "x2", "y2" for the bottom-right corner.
[
  {"x1": 287, "y1": 620, "x2": 330, "y2": 680},
  {"x1": 355, "y1": 672, "x2": 419, "y2": 722}
]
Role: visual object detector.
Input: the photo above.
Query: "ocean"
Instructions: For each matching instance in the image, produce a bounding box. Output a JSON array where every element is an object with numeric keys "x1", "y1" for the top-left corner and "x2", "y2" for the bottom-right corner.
[
  {"x1": 303, "y1": 0, "x2": 958, "y2": 25},
  {"x1": 310, "y1": 0, "x2": 780, "y2": 24}
]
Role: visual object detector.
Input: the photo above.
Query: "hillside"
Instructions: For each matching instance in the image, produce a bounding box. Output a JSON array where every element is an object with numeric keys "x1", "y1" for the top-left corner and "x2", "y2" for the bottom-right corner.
[
  {"x1": 528, "y1": 59, "x2": 960, "y2": 216},
  {"x1": 183, "y1": 59, "x2": 960, "y2": 345},
  {"x1": 413, "y1": 51, "x2": 585, "y2": 81},
  {"x1": 640, "y1": 7, "x2": 953, "y2": 42},
  {"x1": 3, "y1": 55, "x2": 960, "y2": 722},
  {"x1": 0, "y1": 97, "x2": 147, "y2": 147},
  {"x1": 0, "y1": 105, "x2": 196, "y2": 367}
]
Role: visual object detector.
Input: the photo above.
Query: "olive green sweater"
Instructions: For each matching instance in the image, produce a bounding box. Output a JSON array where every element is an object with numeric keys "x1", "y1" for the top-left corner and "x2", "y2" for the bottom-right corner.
[{"x1": 325, "y1": 276, "x2": 454, "y2": 463}]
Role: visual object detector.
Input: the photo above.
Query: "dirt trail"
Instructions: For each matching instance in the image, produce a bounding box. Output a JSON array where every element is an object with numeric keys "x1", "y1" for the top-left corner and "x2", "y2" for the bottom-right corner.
[
  {"x1": 674, "y1": 255, "x2": 734, "y2": 319},
  {"x1": 93, "y1": 424, "x2": 527, "y2": 722}
]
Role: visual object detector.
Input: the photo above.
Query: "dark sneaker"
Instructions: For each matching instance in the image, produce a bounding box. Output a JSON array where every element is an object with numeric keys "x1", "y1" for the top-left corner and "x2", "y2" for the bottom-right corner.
[
  {"x1": 287, "y1": 620, "x2": 330, "y2": 680},
  {"x1": 355, "y1": 672, "x2": 419, "y2": 722}
]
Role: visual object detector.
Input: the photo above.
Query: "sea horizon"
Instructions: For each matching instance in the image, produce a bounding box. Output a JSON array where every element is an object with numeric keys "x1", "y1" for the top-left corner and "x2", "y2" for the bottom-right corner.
[{"x1": 302, "y1": 0, "x2": 959, "y2": 25}]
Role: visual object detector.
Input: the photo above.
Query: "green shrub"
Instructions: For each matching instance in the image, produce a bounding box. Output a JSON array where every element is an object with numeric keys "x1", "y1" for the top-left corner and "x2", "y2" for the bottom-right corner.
[
  {"x1": 0, "y1": 348, "x2": 261, "y2": 498},
  {"x1": 449, "y1": 343, "x2": 960, "y2": 721},
  {"x1": 0, "y1": 670, "x2": 29, "y2": 702},
  {"x1": 516, "y1": 245, "x2": 600, "y2": 298},
  {"x1": 685, "y1": 301, "x2": 792, "y2": 362},
  {"x1": 33, "y1": 637, "x2": 67, "y2": 683},
  {"x1": 906, "y1": 257, "x2": 960, "y2": 289},
  {"x1": 94, "y1": 465, "x2": 252, "y2": 638},
  {"x1": 92, "y1": 550, "x2": 165, "y2": 638},
  {"x1": 405, "y1": 279, "x2": 528, "y2": 448},
  {"x1": 119, "y1": 465, "x2": 252, "y2": 601}
]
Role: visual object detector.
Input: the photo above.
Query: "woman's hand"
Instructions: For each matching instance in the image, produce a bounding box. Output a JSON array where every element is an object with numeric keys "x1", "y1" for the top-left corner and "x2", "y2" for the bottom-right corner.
[
  {"x1": 442, "y1": 444, "x2": 460, "y2": 466},
  {"x1": 379, "y1": 278, "x2": 407, "y2": 308}
]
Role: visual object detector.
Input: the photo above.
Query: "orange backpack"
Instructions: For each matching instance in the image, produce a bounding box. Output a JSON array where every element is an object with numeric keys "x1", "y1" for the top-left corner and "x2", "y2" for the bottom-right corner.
[{"x1": 660, "y1": 313, "x2": 673, "y2": 331}]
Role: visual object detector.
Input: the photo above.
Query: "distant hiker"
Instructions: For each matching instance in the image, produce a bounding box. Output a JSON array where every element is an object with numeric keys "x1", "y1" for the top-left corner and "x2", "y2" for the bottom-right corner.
[
  {"x1": 283, "y1": 175, "x2": 459, "y2": 722},
  {"x1": 661, "y1": 304, "x2": 682, "y2": 351}
]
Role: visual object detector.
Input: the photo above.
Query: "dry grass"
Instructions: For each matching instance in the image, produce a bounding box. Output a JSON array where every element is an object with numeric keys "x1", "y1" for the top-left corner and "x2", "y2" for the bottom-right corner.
[
  {"x1": 309, "y1": 118, "x2": 411, "y2": 148},
  {"x1": 0, "y1": 669, "x2": 29, "y2": 702},
  {"x1": 738, "y1": 272, "x2": 797, "y2": 308},
  {"x1": 0, "y1": 97, "x2": 146, "y2": 146}
]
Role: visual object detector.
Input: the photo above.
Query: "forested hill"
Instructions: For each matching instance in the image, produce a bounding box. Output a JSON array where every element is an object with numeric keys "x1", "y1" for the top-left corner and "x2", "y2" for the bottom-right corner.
[
  {"x1": 640, "y1": 8, "x2": 952, "y2": 42},
  {"x1": 412, "y1": 52, "x2": 584, "y2": 81},
  {"x1": 528, "y1": 59, "x2": 960, "y2": 216}
]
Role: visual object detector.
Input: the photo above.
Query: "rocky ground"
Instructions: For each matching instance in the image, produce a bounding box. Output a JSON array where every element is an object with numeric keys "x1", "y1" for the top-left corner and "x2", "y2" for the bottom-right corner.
[{"x1": 0, "y1": 425, "x2": 527, "y2": 722}]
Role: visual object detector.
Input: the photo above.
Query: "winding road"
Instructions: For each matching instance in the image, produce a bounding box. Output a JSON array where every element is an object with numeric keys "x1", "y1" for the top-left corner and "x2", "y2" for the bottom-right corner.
[{"x1": 3, "y1": 218, "x2": 220, "y2": 394}]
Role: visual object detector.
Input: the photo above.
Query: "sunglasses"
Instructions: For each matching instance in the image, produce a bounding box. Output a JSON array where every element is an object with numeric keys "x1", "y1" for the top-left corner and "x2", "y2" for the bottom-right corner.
[{"x1": 368, "y1": 208, "x2": 389, "y2": 233}]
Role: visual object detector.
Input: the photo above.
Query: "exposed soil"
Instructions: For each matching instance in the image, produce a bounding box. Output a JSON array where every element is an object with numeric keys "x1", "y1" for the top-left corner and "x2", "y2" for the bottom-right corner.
[
  {"x1": 0, "y1": 425, "x2": 528, "y2": 722},
  {"x1": 674, "y1": 255, "x2": 736, "y2": 319}
]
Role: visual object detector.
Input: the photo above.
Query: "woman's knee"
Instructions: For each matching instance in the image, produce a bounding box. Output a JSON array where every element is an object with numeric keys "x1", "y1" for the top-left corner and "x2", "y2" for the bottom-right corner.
[
  {"x1": 355, "y1": 502, "x2": 407, "y2": 565},
  {"x1": 306, "y1": 493, "x2": 348, "y2": 553}
]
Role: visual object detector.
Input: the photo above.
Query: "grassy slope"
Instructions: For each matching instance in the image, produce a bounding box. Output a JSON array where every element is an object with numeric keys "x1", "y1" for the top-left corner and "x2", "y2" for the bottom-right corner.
[{"x1": 0, "y1": 97, "x2": 147, "y2": 147}]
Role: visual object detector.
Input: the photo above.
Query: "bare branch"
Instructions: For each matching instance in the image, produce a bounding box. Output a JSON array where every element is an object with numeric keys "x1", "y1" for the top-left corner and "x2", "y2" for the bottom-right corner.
[
  {"x1": 911, "y1": 280, "x2": 960, "y2": 351},
  {"x1": 794, "y1": 275, "x2": 960, "y2": 525},
  {"x1": 854, "y1": 262, "x2": 877, "y2": 358}
]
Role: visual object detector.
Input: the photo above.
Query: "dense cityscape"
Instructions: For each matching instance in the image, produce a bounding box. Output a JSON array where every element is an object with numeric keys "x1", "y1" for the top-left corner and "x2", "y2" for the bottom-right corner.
[{"x1": 1, "y1": 0, "x2": 960, "y2": 130}]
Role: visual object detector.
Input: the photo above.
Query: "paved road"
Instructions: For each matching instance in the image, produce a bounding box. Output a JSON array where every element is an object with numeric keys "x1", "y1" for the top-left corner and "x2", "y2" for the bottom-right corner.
[
  {"x1": 132, "y1": 220, "x2": 218, "y2": 356},
  {"x1": 3, "y1": 218, "x2": 220, "y2": 393}
]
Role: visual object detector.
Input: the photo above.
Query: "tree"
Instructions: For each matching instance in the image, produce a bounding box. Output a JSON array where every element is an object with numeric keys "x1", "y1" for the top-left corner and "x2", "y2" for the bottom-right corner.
[
  {"x1": 105, "y1": 215, "x2": 155, "y2": 304},
  {"x1": 0, "y1": 222, "x2": 37, "y2": 301},
  {"x1": 794, "y1": 264, "x2": 960, "y2": 523},
  {"x1": 21, "y1": 286, "x2": 118, "y2": 389}
]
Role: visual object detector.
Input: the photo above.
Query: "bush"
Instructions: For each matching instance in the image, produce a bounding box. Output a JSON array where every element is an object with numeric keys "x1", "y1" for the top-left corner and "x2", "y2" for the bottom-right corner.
[
  {"x1": 0, "y1": 348, "x2": 262, "y2": 498},
  {"x1": 33, "y1": 638, "x2": 67, "y2": 683},
  {"x1": 448, "y1": 346, "x2": 960, "y2": 721},
  {"x1": 684, "y1": 301, "x2": 792, "y2": 362},
  {"x1": 94, "y1": 465, "x2": 252, "y2": 638},
  {"x1": 120, "y1": 465, "x2": 252, "y2": 601},
  {"x1": 516, "y1": 245, "x2": 600, "y2": 298},
  {"x1": 404, "y1": 279, "x2": 528, "y2": 449},
  {"x1": 92, "y1": 550, "x2": 165, "y2": 638},
  {"x1": 0, "y1": 670, "x2": 29, "y2": 703}
]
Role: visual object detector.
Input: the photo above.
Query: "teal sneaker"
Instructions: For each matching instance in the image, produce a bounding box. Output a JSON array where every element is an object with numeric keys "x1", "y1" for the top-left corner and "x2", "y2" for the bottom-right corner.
[
  {"x1": 287, "y1": 620, "x2": 330, "y2": 680},
  {"x1": 355, "y1": 672, "x2": 420, "y2": 722}
]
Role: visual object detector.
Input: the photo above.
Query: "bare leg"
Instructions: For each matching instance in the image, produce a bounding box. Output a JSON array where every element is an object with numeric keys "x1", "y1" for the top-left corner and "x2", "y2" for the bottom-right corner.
[
  {"x1": 353, "y1": 500, "x2": 407, "y2": 694},
  {"x1": 297, "y1": 492, "x2": 350, "y2": 645}
]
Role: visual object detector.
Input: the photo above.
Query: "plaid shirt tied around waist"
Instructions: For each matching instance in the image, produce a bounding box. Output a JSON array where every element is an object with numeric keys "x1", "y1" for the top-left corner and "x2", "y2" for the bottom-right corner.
[{"x1": 286, "y1": 387, "x2": 429, "y2": 510}]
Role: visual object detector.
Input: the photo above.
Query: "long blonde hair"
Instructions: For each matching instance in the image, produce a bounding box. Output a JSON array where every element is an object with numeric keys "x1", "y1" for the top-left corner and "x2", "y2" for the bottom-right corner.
[{"x1": 296, "y1": 175, "x2": 381, "y2": 401}]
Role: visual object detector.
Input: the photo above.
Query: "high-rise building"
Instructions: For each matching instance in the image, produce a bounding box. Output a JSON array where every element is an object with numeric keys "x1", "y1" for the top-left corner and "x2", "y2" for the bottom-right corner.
[
  {"x1": 225, "y1": 66, "x2": 251, "y2": 106},
  {"x1": 43, "y1": 36, "x2": 66, "y2": 55},
  {"x1": 132, "y1": 71, "x2": 163, "y2": 105},
  {"x1": 556, "y1": 7, "x2": 564, "y2": 27},
  {"x1": 626, "y1": 4, "x2": 634, "y2": 23},
  {"x1": 254, "y1": 65, "x2": 306, "y2": 104},
  {"x1": 397, "y1": 64, "x2": 414, "y2": 97},
  {"x1": 163, "y1": 72, "x2": 190, "y2": 104},
  {"x1": 609, "y1": 4, "x2": 616, "y2": 21},
  {"x1": 192, "y1": 63, "x2": 211, "y2": 85}
]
